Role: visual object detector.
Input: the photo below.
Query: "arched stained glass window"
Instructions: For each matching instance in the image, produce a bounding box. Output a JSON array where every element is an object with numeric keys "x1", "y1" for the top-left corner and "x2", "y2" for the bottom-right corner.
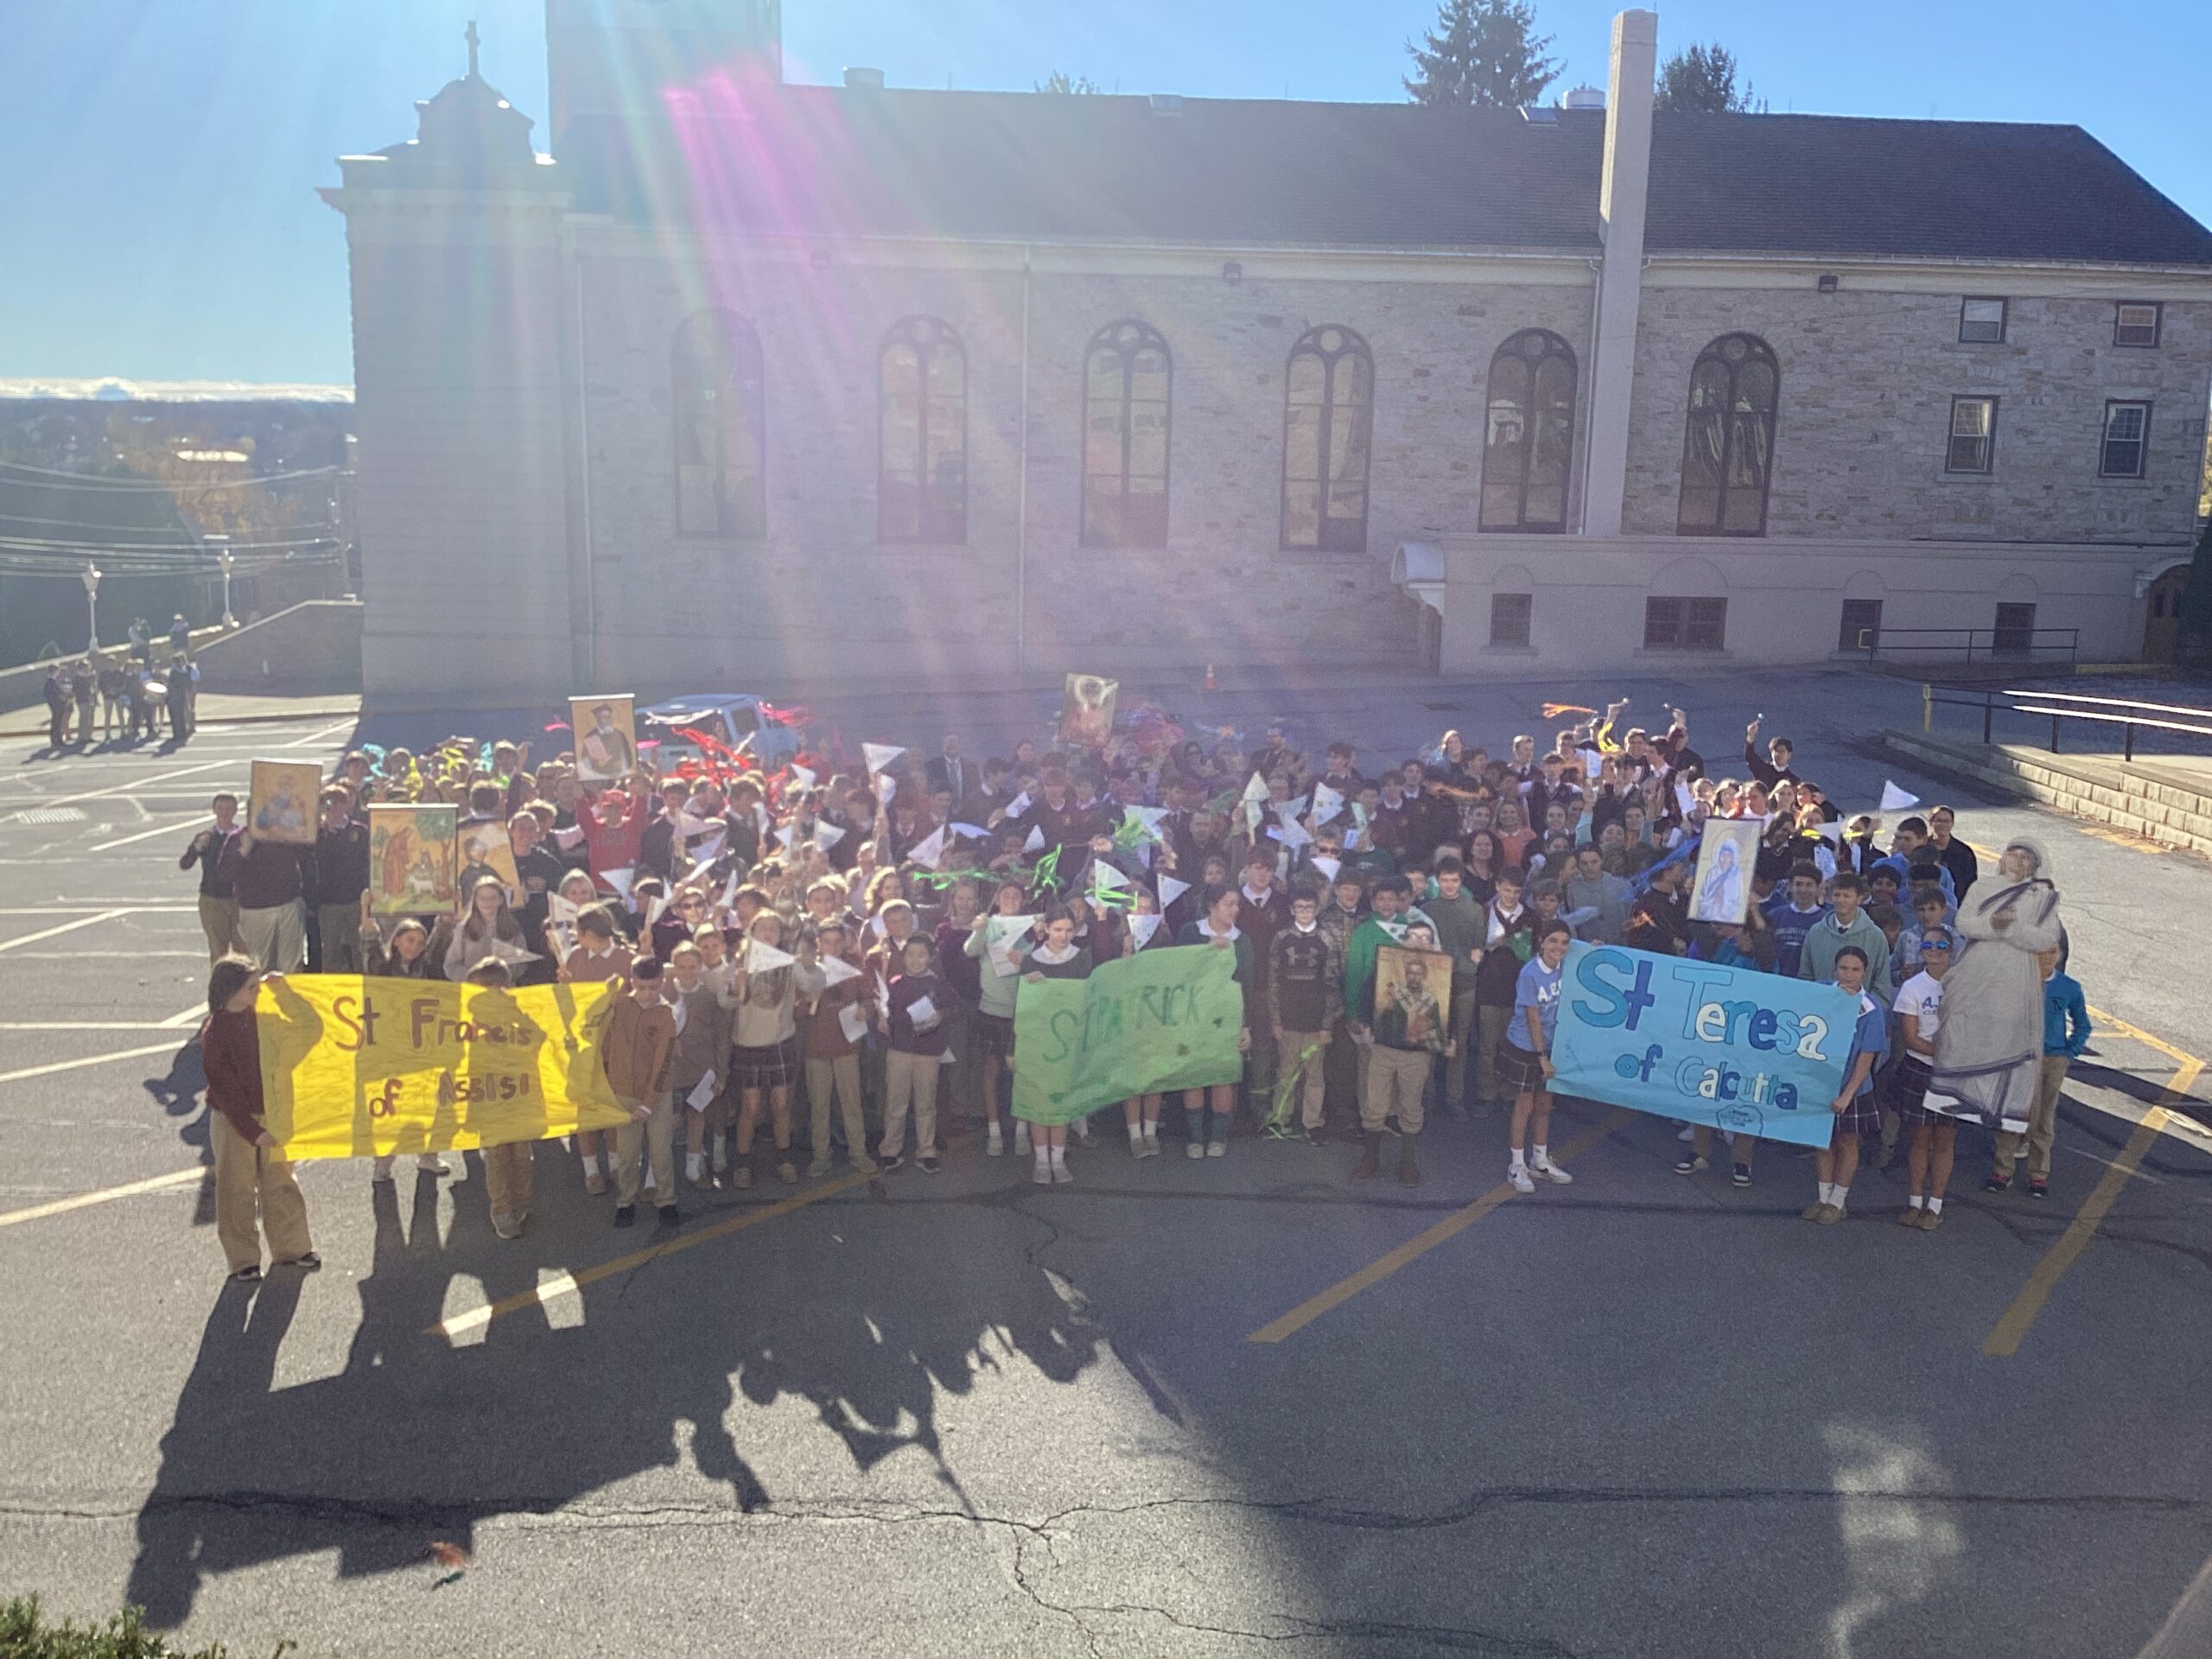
[
  {"x1": 1479, "y1": 329, "x2": 1577, "y2": 532},
  {"x1": 879, "y1": 316, "x2": 967, "y2": 543},
  {"x1": 1676, "y1": 334, "x2": 1778, "y2": 537},
  {"x1": 1081, "y1": 320, "x2": 1171, "y2": 548},
  {"x1": 1281, "y1": 324, "x2": 1374, "y2": 551},
  {"x1": 673, "y1": 309, "x2": 766, "y2": 539}
]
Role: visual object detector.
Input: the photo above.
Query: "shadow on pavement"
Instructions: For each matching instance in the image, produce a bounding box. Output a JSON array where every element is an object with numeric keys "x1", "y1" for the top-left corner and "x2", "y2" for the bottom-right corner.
[{"x1": 122, "y1": 1146, "x2": 1108, "y2": 1626}]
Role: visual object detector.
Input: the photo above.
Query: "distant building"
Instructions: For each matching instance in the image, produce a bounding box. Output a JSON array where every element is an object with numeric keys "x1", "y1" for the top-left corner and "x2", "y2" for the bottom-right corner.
[{"x1": 322, "y1": 5, "x2": 2212, "y2": 702}]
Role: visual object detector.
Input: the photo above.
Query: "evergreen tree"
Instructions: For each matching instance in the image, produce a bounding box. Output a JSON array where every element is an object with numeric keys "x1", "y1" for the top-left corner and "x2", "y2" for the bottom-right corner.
[
  {"x1": 1404, "y1": 0, "x2": 1560, "y2": 110},
  {"x1": 1655, "y1": 43, "x2": 1759, "y2": 113}
]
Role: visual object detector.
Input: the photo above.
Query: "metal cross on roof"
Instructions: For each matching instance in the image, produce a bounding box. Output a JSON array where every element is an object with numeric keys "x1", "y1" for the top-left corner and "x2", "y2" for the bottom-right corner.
[{"x1": 465, "y1": 19, "x2": 480, "y2": 78}]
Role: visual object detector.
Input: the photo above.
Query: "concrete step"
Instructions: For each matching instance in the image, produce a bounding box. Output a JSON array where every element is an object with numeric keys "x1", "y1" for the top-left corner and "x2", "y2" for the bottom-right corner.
[{"x1": 1884, "y1": 728, "x2": 2212, "y2": 860}]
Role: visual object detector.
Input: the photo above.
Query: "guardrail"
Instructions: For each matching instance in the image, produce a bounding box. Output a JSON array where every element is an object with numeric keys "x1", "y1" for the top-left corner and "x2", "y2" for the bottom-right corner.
[
  {"x1": 1923, "y1": 683, "x2": 2212, "y2": 760},
  {"x1": 1855, "y1": 626, "x2": 2079, "y2": 666}
]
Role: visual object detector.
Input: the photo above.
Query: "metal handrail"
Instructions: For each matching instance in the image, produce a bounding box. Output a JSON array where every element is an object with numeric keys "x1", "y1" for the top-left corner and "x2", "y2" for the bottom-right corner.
[
  {"x1": 1859, "y1": 626, "x2": 2079, "y2": 665},
  {"x1": 1922, "y1": 682, "x2": 2212, "y2": 760}
]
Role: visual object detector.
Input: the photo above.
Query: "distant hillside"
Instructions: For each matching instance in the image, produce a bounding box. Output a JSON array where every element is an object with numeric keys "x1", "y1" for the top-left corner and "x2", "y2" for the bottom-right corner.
[{"x1": 0, "y1": 397, "x2": 355, "y2": 665}]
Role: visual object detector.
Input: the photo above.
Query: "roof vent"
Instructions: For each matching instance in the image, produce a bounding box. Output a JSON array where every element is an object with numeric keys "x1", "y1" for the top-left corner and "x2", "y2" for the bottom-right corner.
[
  {"x1": 1561, "y1": 85, "x2": 1605, "y2": 111},
  {"x1": 843, "y1": 67, "x2": 886, "y2": 90},
  {"x1": 1149, "y1": 92, "x2": 1185, "y2": 114},
  {"x1": 1519, "y1": 105, "x2": 1558, "y2": 126}
]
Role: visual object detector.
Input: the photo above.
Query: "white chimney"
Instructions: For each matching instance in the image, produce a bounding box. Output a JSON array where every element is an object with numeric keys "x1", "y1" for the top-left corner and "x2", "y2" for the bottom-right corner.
[{"x1": 1580, "y1": 10, "x2": 1658, "y2": 538}]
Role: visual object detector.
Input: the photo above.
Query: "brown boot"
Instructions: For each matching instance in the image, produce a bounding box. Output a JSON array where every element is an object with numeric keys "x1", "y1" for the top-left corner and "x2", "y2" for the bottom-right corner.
[
  {"x1": 1351, "y1": 1131, "x2": 1382, "y2": 1182},
  {"x1": 1397, "y1": 1130, "x2": 1421, "y2": 1187}
]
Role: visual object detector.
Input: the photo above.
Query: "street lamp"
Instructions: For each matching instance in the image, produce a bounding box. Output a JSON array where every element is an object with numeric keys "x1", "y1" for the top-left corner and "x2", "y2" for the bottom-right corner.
[
  {"x1": 205, "y1": 534, "x2": 237, "y2": 628},
  {"x1": 80, "y1": 562, "x2": 101, "y2": 652}
]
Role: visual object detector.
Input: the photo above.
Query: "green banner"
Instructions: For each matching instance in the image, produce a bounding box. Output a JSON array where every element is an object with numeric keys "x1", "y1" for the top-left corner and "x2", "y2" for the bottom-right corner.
[{"x1": 1011, "y1": 944, "x2": 1246, "y2": 1124}]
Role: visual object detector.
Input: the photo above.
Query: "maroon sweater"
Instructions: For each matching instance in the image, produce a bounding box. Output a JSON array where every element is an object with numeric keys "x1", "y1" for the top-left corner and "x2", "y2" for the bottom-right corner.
[
  {"x1": 200, "y1": 1007, "x2": 266, "y2": 1140},
  {"x1": 217, "y1": 836, "x2": 306, "y2": 911}
]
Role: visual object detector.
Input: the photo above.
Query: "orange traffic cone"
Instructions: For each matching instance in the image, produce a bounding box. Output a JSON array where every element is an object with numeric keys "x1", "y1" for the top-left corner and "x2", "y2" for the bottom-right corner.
[{"x1": 1202, "y1": 664, "x2": 1217, "y2": 693}]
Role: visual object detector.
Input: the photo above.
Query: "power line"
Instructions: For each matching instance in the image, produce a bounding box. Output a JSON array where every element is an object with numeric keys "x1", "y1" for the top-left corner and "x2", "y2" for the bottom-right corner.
[
  {"x1": 0, "y1": 460, "x2": 345, "y2": 490},
  {"x1": 0, "y1": 531, "x2": 344, "y2": 553},
  {"x1": 0, "y1": 509, "x2": 338, "y2": 534}
]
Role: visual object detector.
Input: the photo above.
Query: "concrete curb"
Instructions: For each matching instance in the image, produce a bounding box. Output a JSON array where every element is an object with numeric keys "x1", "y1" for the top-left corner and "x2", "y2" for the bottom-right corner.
[{"x1": 2, "y1": 707, "x2": 359, "y2": 741}]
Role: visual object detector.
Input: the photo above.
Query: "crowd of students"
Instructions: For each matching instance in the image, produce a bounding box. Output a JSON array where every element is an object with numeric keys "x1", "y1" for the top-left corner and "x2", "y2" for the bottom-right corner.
[{"x1": 188, "y1": 695, "x2": 2088, "y2": 1281}]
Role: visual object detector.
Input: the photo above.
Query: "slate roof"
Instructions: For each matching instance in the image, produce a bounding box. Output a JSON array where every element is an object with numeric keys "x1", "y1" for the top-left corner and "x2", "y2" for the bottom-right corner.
[{"x1": 557, "y1": 87, "x2": 2212, "y2": 269}]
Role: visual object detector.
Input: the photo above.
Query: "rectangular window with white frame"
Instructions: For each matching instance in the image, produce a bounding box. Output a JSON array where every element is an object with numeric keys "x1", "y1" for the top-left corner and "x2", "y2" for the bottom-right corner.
[
  {"x1": 2113, "y1": 302, "x2": 2162, "y2": 347},
  {"x1": 2100, "y1": 401, "x2": 2150, "y2": 478},
  {"x1": 1945, "y1": 396, "x2": 1997, "y2": 474},
  {"x1": 1957, "y1": 297, "x2": 2006, "y2": 344}
]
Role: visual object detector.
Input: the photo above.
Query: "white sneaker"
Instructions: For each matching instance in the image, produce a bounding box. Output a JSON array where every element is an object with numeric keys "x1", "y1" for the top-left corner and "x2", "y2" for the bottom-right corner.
[
  {"x1": 986, "y1": 1126, "x2": 1004, "y2": 1158},
  {"x1": 1206, "y1": 1140, "x2": 1226, "y2": 1158},
  {"x1": 1032, "y1": 1162, "x2": 1052, "y2": 1185},
  {"x1": 1186, "y1": 1141, "x2": 1205, "y2": 1160},
  {"x1": 416, "y1": 1154, "x2": 450, "y2": 1175},
  {"x1": 1508, "y1": 1164, "x2": 1535, "y2": 1194},
  {"x1": 1533, "y1": 1158, "x2": 1574, "y2": 1185},
  {"x1": 1051, "y1": 1160, "x2": 1073, "y2": 1185},
  {"x1": 1676, "y1": 1125, "x2": 1696, "y2": 1143},
  {"x1": 1014, "y1": 1122, "x2": 1032, "y2": 1156}
]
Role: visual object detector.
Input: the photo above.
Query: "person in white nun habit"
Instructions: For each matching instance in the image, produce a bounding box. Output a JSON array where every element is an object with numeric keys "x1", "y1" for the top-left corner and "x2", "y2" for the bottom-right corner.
[{"x1": 1926, "y1": 836, "x2": 2063, "y2": 1132}]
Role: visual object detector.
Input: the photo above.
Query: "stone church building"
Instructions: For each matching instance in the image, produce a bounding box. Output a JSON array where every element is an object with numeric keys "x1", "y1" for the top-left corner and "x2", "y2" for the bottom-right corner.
[{"x1": 323, "y1": 4, "x2": 2212, "y2": 702}]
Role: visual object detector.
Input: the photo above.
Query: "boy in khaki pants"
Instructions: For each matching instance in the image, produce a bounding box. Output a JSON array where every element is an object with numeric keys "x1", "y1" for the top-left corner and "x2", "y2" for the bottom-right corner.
[
  {"x1": 198, "y1": 957, "x2": 317, "y2": 1282},
  {"x1": 461, "y1": 957, "x2": 536, "y2": 1238},
  {"x1": 604, "y1": 955, "x2": 678, "y2": 1229}
]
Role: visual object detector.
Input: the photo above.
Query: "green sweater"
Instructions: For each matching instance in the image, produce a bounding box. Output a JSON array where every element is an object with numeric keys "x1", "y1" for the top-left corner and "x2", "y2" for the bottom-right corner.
[
  {"x1": 1419, "y1": 887, "x2": 1486, "y2": 979},
  {"x1": 1796, "y1": 909, "x2": 1893, "y2": 1001}
]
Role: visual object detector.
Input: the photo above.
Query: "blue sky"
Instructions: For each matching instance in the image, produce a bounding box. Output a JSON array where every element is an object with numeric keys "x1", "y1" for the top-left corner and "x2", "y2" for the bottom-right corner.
[{"x1": 3, "y1": 0, "x2": 2207, "y2": 388}]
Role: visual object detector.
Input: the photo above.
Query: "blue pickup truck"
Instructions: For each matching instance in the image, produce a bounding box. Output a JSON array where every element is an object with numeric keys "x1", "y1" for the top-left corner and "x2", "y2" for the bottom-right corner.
[{"x1": 641, "y1": 695, "x2": 806, "y2": 770}]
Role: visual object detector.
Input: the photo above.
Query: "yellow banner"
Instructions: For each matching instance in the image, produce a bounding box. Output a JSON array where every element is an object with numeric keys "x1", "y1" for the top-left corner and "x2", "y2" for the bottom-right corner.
[{"x1": 255, "y1": 975, "x2": 632, "y2": 1161}]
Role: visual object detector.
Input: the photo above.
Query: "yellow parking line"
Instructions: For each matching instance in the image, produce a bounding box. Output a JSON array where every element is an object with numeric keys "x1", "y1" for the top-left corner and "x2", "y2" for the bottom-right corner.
[
  {"x1": 0, "y1": 1166, "x2": 204, "y2": 1231},
  {"x1": 1248, "y1": 1109, "x2": 1630, "y2": 1344},
  {"x1": 1982, "y1": 1058, "x2": 2199, "y2": 1359},
  {"x1": 430, "y1": 1168, "x2": 873, "y2": 1339}
]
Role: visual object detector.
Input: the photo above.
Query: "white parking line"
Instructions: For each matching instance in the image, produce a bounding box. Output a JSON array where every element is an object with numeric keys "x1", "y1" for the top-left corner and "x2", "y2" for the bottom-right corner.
[
  {"x1": 0, "y1": 909, "x2": 130, "y2": 954},
  {"x1": 0, "y1": 1021, "x2": 201, "y2": 1032},
  {"x1": 5, "y1": 950, "x2": 207, "y2": 958},
  {"x1": 90, "y1": 815, "x2": 207, "y2": 853},
  {"x1": 0, "y1": 1166, "x2": 204, "y2": 1231},
  {"x1": 0, "y1": 1039, "x2": 188, "y2": 1087},
  {"x1": 0, "y1": 906, "x2": 196, "y2": 914},
  {"x1": 35, "y1": 760, "x2": 238, "y2": 809},
  {"x1": 286, "y1": 719, "x2": 357, "y2": 748}
]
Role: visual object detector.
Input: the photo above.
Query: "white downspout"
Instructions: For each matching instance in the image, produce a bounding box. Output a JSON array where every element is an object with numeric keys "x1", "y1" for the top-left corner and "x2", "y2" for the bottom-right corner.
[
  {"x1": 1017, "y1": 246, "x2": 1032, "y2": 678},
  {"x1": 574, "y1": 257, "x2": 597, "y2": 683},
  {"x1": 1581, "y1": 8, "x2": 1658, "y2": 539}
]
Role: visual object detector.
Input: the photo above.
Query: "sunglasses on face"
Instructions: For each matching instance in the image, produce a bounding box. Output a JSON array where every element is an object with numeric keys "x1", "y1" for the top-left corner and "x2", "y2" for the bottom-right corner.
[{"x1": 1919, "y1": 938, "x2": 1953, "y2": 951}]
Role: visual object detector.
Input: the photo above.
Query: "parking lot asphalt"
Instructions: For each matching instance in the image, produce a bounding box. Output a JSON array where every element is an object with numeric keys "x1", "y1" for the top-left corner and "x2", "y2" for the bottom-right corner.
[{"x1": 0, "y1": 671, "x2": 2206, "y2": 1658}]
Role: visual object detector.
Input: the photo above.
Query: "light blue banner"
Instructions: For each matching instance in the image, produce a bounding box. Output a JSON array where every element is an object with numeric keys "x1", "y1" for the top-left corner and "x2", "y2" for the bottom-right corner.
[{"x1": 1549, "y1": 941, "x2": 1860, "y2": 1148}]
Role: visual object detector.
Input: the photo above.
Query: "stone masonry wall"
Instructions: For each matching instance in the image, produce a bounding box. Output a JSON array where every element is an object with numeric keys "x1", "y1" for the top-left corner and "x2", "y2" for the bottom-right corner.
[
  {"x1": 1623, "y1": 285, "x2": 2212, "y2": 543},
  {"x1": 575, "y1": 241, "x2": 1595, "y2": 690}
]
